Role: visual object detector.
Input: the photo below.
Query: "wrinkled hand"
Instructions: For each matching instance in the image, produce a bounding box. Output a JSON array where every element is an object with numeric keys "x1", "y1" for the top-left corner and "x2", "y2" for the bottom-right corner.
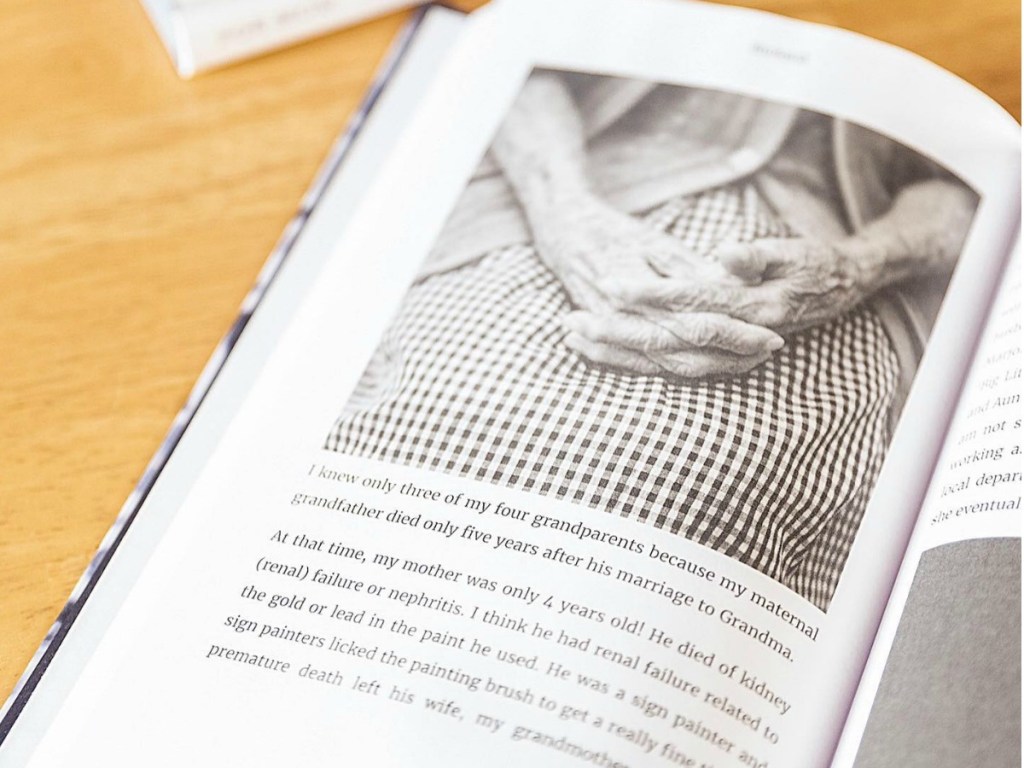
[
  {"x1": 608, "y1": 237, "x2": 874, "y2": 335},
  {"x1": 534, "y1": 195, "x2": 727, "y2": 313},
  {"x1": 561, "y1": 309, "x2": 784, "y2": 379},
  {"x1": 534, "y1": 197, "x2": 785, "y2": 378}
]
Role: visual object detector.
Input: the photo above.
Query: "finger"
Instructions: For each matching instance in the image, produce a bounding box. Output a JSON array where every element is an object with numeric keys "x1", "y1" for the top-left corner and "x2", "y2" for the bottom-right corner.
[
  {"x1": 562, "y1": 312, "x2": 684, "y2": 353},
  {"x1": 559, "y1": 272, "x2": 612, "y2": 313},
  {"x1": 645, "y1": 246, "x2": 730, "y2": 281},
  {"x1": 607, "y1": 277, "x2": 743, "y2": 312},
  {"x1": 615, "y1": 279, "x2": 789, "y2": 329},
  {"x1": 563, "y1": 310, "x2": 783, "y2": 355},
  {"x1": 562, "y1": 332, "x2": 663, "y2": 375},
  {"x1": 712, "y1": 241, "x2": 769, "y2": 283},
  {"x1": 651, "y1": 312, "x2": 784, "y2": 355},
  {"x1": 565, "y1": 328, "x2": 774, "y2": 379},
  {"x1": 651, "y1": 348, "x2": 774, "y2": 379}
]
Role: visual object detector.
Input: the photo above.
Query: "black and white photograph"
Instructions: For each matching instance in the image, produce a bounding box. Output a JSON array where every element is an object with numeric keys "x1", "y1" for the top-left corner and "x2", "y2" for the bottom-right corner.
[{"x1": 326, "y1": 68, "x2": 979, "y2": 611}]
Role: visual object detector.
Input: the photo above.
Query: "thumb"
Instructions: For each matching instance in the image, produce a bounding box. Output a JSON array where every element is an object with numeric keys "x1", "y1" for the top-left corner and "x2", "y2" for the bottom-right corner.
[{"x1": 713, "y1": 241, "x2": 768, "y2": 284}]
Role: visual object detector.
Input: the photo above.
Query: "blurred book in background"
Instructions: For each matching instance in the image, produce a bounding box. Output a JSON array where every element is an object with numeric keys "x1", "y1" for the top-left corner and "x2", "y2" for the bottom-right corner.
[{"x1": 141, "y1": 0, "x2": 416, "y2": 77}]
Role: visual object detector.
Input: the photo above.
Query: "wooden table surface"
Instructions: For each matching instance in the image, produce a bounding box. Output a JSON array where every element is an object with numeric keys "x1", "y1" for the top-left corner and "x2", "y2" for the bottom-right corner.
[{"x1": 1, "y1": 0, "x2": 1018, "y2": 708}]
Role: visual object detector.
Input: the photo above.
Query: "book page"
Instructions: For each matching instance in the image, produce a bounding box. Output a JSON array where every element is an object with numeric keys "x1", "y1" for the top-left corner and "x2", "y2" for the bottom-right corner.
[
  {"x1": 0, "y1": 2, "x2": 468, "y2": 759},
  {"x1": 835, "y1": 244, "x2": 1022, "y2": 767},
  {"x1": 4, "y1": 1, "x2": 1020, "y2": 767}
]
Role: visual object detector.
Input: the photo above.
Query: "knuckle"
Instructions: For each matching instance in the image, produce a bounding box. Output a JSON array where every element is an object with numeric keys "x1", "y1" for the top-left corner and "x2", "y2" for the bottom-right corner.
[
  {"x1": 689, "y1": 319, "x2": 716, "y2": 347},
  {"x1": 603, "y1": 285, "x2": 631, "y2": 311},
  {"x1": 753, "y1": 305, "x2": 785, "y2": 327},
  {"x1": 643, "y1": 326, "x2": 675, "y2": 354}
]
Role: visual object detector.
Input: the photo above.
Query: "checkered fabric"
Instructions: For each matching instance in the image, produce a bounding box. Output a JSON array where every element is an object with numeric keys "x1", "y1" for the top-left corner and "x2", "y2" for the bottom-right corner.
[{"x1": 326, "y1": 185, "x2": 899, "y2": 610}]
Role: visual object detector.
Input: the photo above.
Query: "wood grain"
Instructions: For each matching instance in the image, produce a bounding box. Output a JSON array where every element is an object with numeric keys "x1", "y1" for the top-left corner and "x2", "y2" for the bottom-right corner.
[{"x1": 0, "y1": 0, "x2": 1018, "y2": 708}]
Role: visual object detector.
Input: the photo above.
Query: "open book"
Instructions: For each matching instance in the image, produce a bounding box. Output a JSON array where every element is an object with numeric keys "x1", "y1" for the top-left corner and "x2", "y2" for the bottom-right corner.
[{"x1": 1, "y1": 2, "x2": 1019, "y2": 766}]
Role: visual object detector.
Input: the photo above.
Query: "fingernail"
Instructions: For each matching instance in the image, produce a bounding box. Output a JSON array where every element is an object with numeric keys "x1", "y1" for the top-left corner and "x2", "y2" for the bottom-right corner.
[{"x1": 767, "y1": 335, "x2": 785, "y2": 351}]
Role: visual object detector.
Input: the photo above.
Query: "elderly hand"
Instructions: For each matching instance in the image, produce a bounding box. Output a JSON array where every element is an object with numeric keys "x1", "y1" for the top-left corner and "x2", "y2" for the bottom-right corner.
[
  {"x1": 561, "y1": 308, "x2": 785, "y2": 379},
  {"x1": 606, "y1": 237, "x2": 875, "y2": 335},
  {"x1": 535, "y1": 198, "x2": 786, "y2": 378},
  {"x1": 533, "y1": 195, "x2": 728, "y2": 312}
]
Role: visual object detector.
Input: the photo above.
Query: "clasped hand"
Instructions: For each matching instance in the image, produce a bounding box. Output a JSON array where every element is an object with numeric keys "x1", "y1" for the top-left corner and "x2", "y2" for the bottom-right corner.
[{"x1": 538, "y1": 198, "x2": 869, "y2": 379}]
